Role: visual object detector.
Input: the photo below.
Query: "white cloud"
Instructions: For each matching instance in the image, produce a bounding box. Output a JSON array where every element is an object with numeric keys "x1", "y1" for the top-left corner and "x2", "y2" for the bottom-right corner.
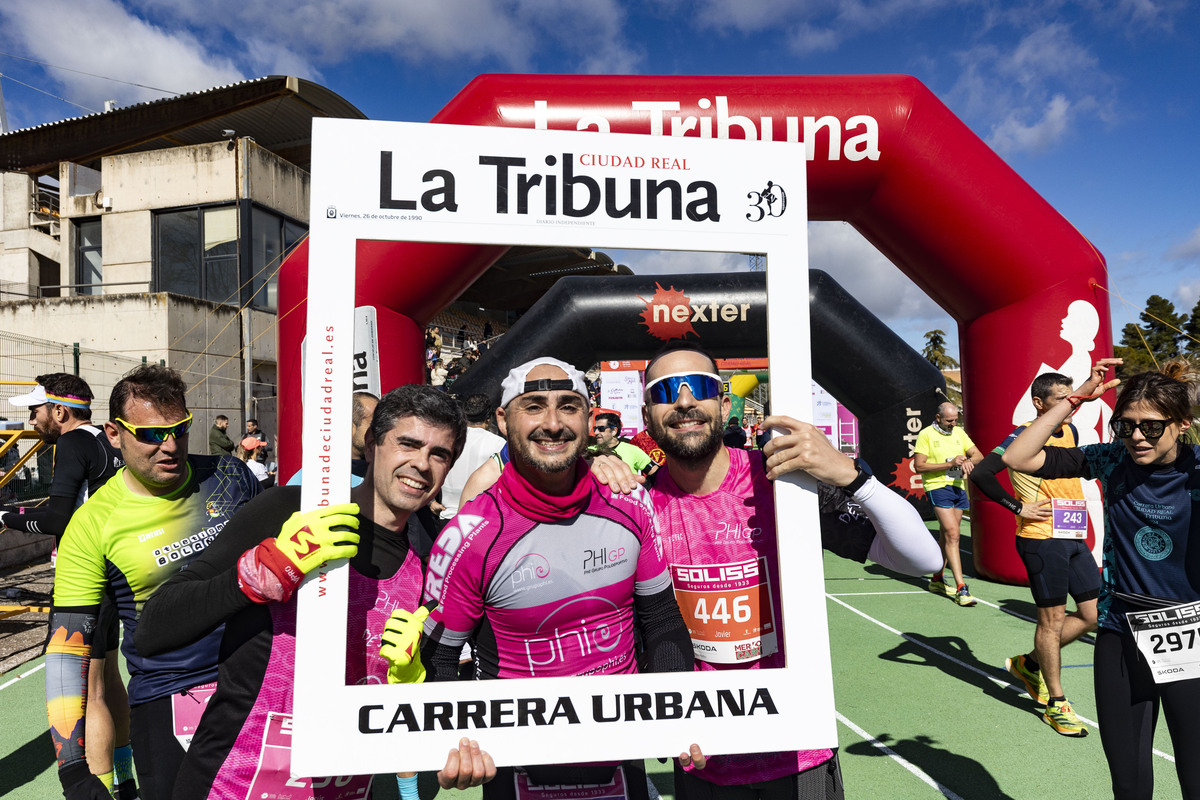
[
  {"x1": 1166, "y1": 224, "x2": 1200, "y2": 262},
  {"x1": 998, "y1": 22, "x2": 1098, "y2": 88},
  {"x1": 0, "y1": 0, "x2": 245, "y2": 111},
  {"x1": 949, "y1": 22, "x2": 1110, "y2": 156},
  {"x1": 988, "y1": 93, "x2": 1073, "y2": 155},
  {"x1": 125, "y1": 0, "x2": 642, "y2": 74},
  {"x1": 787, "y1": 24, "x2": 842, "y2": 55},
  {"x1": 807, "y1": 221, "x2": 950, "y2": 332},
  {"x1": 1176, "y1": 278, "x2": 1200, "y2": 313},
  {"x1": 608, "y1": 249, "x2": 748, "y2": 275}
]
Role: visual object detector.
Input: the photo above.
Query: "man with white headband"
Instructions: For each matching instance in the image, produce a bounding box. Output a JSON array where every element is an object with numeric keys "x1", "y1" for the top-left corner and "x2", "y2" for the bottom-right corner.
[
  {"x1": 421, "y1": 356, "x2": 693, "y2": 800},
  {"x1": 6, "y1": 374, "x2": 133, "y2": 798}
]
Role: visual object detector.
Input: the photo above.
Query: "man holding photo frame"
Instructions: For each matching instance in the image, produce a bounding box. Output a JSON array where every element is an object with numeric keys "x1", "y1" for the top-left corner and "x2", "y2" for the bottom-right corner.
[
  {"x1": 641, "y1": 341, "x2": 940, "y2": 800},
  {"x1": 421, "y1": 356, "x2": 693, "y2": 800},
  {"x1": 135, "y1": 386, "x2": 495, "y2": 798}
]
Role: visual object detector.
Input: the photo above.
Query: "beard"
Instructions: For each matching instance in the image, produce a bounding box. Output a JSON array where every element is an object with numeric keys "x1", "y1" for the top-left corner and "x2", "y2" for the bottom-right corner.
[
  {"x1": 647, "y1": 408, "x2": 723, "y2": 462},
  {"x1": 508, "y1": 427, "x2": 587, "y2": 474}
]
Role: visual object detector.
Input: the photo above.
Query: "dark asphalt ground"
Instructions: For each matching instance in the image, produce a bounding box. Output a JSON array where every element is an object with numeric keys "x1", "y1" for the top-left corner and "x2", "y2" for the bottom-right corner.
[{"x1": 0, "y1": 557, "x2": 53, "y2": 675}]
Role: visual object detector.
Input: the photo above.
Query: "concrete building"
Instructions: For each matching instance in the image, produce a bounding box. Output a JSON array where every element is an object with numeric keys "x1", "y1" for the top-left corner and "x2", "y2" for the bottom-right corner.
[{"x1": 0, "y1": 76, "x2": 366, "y2": 441}]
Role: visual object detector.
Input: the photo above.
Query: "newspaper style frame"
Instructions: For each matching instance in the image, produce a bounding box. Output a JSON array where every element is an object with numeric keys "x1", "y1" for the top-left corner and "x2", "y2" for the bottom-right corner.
[{"x1": 295, "y1": 119, "x2": 833, "y2": 777}]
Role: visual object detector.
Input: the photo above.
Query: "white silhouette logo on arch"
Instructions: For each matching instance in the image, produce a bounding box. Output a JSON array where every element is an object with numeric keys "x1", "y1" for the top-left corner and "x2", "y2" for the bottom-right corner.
[{"x1": 1011, "y1": 299, "x2": 1111, "y2": 565}]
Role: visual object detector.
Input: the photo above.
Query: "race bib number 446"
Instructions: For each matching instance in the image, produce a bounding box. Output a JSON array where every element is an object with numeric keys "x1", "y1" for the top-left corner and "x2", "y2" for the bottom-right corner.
[{"x1": 671, "y1": 558, "x2": 777, "y2": 664}]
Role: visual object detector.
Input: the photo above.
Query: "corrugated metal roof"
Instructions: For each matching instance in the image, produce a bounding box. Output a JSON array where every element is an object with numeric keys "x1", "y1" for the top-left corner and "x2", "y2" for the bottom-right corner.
[{"x1": 0, "y1": 75, "x2": 365, "y2": 175}]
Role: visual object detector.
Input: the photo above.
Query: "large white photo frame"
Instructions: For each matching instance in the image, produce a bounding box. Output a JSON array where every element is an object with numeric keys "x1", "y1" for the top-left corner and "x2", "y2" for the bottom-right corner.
[{"x1": 295, "y1": 119, "x2": 831, "y2": 777}]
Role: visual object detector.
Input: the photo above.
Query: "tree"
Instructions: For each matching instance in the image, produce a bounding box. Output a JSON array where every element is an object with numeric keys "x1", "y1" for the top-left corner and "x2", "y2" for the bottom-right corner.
[
  {"x1": 922, "y1": 329, "x2": 960, "y2": 371},
  {"x1": 1113, "y1": 294, "x2": 1185, "y2": 380},
  {"x1": 922, "y1": 329, "x2": 962, "y2": 408},
  {"x1": 1185, "y1": 295, "x2": 1200, "y2": 362}
]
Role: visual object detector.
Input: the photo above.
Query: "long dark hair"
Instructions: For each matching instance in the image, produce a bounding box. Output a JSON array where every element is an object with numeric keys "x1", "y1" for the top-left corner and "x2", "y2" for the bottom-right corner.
[{"x1": 1112, "y1": 360, "x2": 1196, "y2": 425}]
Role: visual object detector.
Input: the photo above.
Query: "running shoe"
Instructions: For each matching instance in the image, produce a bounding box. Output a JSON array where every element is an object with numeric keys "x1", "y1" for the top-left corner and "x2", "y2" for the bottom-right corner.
[
  {"x1": 927, "y1": 576, "x2": 950, "y2": 596},
  {"x1": 1043, "y1": 698, "x2": 1088, "y2": 737},
  {"x1": 1006, "y1": 653, "x2": 1048, "y2": 705},
  {"x1": 954, "y1": 584, "x2": 978, "y2": 606}
]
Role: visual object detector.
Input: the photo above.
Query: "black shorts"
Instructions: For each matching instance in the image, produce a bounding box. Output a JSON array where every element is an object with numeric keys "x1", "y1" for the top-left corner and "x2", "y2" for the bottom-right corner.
[
  {"x1": 1015, "y1": 537, "x2": 1101, "y2": 608},
  {"x1": 92, "y1": 595, "x2": 120, "y2": 658},
  {"x1": 673, "y1": 753, "x2": 844, "y2": 800},
  {"x1": 129, "y1": 694, "x2": 189, "y2": 800},
  {"x1": 41, "y1": 596, "x2": 120, "y2": 659}
]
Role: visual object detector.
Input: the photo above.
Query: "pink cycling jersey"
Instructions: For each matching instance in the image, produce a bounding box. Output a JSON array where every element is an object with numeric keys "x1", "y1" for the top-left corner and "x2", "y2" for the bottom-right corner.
[
  {"x1": 650, "y1": 447, "x2": 832, "y2": 785},
  {"x1": 423, "y1": 470, "x2": 672, "y2": 679},
  {"x1": 208, "y1": 551, "x2": 424, "y2": 799}
]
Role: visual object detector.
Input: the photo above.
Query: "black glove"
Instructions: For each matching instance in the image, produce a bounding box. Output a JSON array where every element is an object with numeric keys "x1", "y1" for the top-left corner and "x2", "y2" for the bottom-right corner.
[{"x1": 59, "y1": 762, "x2": 113, "y2": 800}]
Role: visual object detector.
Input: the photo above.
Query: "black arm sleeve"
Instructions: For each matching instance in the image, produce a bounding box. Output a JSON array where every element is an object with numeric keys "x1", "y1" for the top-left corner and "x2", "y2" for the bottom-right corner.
[
  {"x1": 5, "y1": 432, "x2": 102, "y2": 538},
  {"x1": 816, "y1": 480, "x2": 876, "y2": 563},
  {"x1": 969, "y1": 452, "x2": 1022, "y2": 514},
  {"x1": 135, "y1": 486, "x2": 299, "y2": 657},
  {"x1": 420, "y1": 629, "x2": 466, "y2": 682},
  {"x1": 634, "y1": 585, "x2": 695, "y2": 674},
  {"x1": 1, "y1": 494, "x2": 73, "y2": 537},
  {"x1": 1030, "y1": 446, "x2": 1089, "y2": 479}
]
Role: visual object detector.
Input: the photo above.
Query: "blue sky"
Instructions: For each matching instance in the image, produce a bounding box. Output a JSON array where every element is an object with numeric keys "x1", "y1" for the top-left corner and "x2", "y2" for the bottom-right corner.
[{"x1": 2, "y1": 0, "x2": 1197, "y2": 360}]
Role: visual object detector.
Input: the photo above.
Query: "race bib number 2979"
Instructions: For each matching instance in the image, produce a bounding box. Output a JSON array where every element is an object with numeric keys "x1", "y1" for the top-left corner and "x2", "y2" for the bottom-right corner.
[
  {"x1": 1128, "y1": 600, "x2": 1200, "y2": 684},
  {"x1": 671, "y1": 558, "x2": 776, "y2": 665}
]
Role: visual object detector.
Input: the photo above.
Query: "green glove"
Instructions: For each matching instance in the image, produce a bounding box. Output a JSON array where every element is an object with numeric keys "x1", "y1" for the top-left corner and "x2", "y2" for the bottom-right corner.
[
  {"x1": 381, "y1": 603, "x2": 434, "y2": 684},
  {"x1": 238, "y1": 503, "x2": 360, "y2": 603}
]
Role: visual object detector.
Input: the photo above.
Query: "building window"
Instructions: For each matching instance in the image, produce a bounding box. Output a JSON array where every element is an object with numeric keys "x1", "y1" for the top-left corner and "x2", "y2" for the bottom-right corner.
[
  {"x1": 75, "y1": 218, "x2": 102, "y2": 296},
  {"x1": 250, "y1": 208, "x2": 305, "y2": 311},
  {"x1": 154, "y1": 204, "x2": 303, "y2": 310},
  {"x1": 154, "y1": 205, "x2": 238, "y2": 304}
]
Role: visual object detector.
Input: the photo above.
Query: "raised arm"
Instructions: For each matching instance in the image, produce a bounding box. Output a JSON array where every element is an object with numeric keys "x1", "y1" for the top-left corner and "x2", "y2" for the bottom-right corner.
[
  {"x1": 1004, "y1": 358, "x2": 1121, "y2": 473},
  {"x1": 136, "y1": 488, "x2": 358, "y2": 656}
]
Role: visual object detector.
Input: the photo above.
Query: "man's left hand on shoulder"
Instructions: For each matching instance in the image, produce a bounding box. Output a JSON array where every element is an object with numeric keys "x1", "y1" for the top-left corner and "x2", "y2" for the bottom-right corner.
[
  {"x1": 760, "y1": 415, "x2": 857, "y2": 486},
  {"x1": 589, "y1": 453, "x2": 643, "y2": 495}
]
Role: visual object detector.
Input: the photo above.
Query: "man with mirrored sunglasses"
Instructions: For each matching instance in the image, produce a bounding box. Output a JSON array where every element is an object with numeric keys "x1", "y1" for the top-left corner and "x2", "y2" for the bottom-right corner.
[
  {"x1": 639, "y1": 341, "x2": 940, "y2": 800},
  {"x1": 45, "y1": 364, "x2": 262, "y2": 800}
]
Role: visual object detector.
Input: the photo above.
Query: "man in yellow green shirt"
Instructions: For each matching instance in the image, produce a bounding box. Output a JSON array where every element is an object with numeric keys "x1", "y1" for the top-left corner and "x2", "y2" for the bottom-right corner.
[{"x1": 914, "y1": 402, "x2": 983, "y2": 606}]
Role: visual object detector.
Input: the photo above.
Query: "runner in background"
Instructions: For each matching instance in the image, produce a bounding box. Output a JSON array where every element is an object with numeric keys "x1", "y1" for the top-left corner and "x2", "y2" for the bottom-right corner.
[
  {"x1": 5, "y1": 375, "x2": 134, "y2": 797},
  {"x1": 1003, "y1": 358, "x2": 1200, "y2": 798},
  {"x1": 971, "y1": 372, "x2": 1098, "y2": 737},
  {"x1": 913, "y1": 402, "x2": 984, "y2": 606}
]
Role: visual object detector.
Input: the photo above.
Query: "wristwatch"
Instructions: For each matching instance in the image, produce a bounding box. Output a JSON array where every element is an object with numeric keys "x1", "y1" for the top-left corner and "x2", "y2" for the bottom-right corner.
[{"x1": 844, "y1": 463, "x2": 871, "y2": 496}]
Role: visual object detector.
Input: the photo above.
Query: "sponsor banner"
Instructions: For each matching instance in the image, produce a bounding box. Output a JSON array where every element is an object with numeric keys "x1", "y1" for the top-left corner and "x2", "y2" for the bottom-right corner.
[
  {"x1": 297, "y1": 120, "x2": 827, "y2": 776},
  {"x1": 601, "y1": 371, "x2": 645, "y2": 436}
]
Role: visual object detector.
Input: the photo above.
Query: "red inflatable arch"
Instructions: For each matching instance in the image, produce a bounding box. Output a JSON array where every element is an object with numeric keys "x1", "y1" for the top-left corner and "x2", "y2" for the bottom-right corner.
[{"x1": 278, "y1": 74, "x2": 1112, "y2": 585}]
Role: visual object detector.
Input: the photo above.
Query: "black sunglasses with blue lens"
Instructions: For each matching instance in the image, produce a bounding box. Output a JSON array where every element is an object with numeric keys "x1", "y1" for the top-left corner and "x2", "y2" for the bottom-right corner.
[{"x1": 644, "y1": 372, "x2": 723, "y2": 405}]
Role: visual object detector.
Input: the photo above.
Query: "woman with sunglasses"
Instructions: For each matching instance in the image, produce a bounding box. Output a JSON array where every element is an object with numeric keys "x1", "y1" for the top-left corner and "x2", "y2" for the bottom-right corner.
[{"x1": 1003, "y1": 357, "x2": 1200, "y2": 800}]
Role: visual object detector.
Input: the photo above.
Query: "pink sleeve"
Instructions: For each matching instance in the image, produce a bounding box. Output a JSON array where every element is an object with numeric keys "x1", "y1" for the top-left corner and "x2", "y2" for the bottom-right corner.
[
  {"x1": 422, "y1": 512, "x2": 487, "y2": 641},
  {"x1": 629, "y1": 487, "x2": 673, "y2": 595}
]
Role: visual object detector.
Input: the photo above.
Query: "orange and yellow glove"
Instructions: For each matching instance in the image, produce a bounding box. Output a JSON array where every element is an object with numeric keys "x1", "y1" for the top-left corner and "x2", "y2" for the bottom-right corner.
[{"x1": 237, "y1": 503, "x2": 360, "y2": 603}]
